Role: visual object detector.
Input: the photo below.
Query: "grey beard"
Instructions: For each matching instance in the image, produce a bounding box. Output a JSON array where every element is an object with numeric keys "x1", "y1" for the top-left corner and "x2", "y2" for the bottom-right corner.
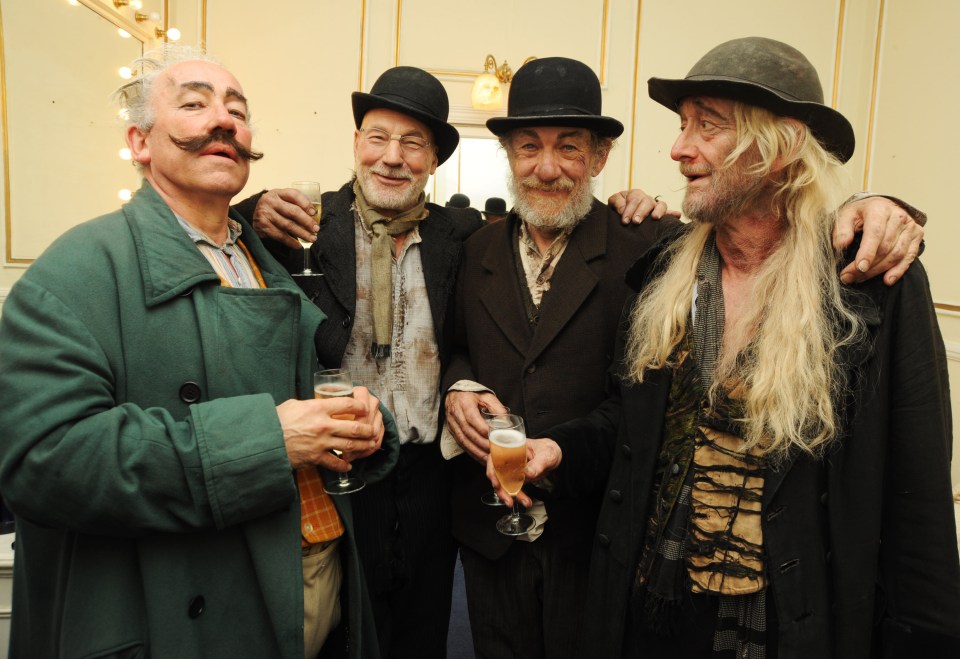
[
  {"x1": 355, "y1": 166, "x2": 429, "y2": 211},
  {"x1": 508, "y1": 175, "x2": 595, "y2": 232}
]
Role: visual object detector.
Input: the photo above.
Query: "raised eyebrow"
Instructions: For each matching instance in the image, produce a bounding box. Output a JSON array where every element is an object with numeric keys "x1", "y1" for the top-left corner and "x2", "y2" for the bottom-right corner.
[
  {"x1": 363, "y1": 125, "x2": 427, "y2": 138},
  {"x1": 225, "y1": 87, "x2": 248, "y2": 105},
  {"x1": 557, "y1": 129, "x2": 589, "y2": 143}
]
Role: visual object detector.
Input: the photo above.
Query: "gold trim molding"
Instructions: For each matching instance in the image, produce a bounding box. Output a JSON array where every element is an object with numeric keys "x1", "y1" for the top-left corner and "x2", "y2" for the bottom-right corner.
[{"x1": 395, "y1": 0, "x2": 610, "y2": 85}]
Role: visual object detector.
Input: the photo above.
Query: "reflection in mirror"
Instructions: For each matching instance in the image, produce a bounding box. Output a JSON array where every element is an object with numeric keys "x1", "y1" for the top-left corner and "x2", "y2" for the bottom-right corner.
[
  {"x1": 1, "y1": 0, "x2": 144, "y2": 262},
  {"x1": 431, "y1": 136, "x2": 511, "y2": 214}
]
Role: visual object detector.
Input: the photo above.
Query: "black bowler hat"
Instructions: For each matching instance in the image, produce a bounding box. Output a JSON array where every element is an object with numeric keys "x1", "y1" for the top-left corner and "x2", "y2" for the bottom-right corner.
[
  {"x1": 352, "y1": 66, "x2": 460, "y2": 165},
  {"x1": 486, "y1": 57, "x2": 624, "y2": 138},
  {"x1": 648, "y1": 37, "x2": 855, "y2": 163},
  {"x1": 482, "y1": 197, "x2": 507, "y2": 216},
  {"x1": 446, "y1": 193, "x2": 471, "y2": 208}
]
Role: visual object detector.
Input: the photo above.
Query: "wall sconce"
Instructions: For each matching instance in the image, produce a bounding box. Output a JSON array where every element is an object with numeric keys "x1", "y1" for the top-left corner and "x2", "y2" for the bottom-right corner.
[
  {"x1": 471, "y1": 54, "x2": 536, "y2": 111},
  {"x1": 471, "y1": 55, "x2": 511, "y2": 111},
  {"x1": 155, "y1": 26, "x2": 181, "y2": 41},
  {"x1": 113, "y1": 0, "x2": 143, "y2": 8}
]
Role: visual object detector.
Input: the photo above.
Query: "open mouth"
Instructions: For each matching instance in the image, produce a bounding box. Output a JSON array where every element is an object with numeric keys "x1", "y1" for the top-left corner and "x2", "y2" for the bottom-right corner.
[{"x1": 203, "y1": 144, "x2": 237, "y2": 161}]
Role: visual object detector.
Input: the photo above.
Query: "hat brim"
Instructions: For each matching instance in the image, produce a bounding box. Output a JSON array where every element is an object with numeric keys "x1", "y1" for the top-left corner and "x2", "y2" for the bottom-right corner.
[
  {"x1": 486, "y1": 114, "x2": 624, "y2": 139},
  {"x1": 352, "y1": 92, "x2": 460, "y2": 165},
  {"x1": 648, "y1": 76, "x2": 854, "y2": 163}
]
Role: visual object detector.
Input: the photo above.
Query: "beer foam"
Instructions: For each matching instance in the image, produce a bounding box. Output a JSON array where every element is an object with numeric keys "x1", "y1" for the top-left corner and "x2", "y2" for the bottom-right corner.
[{"x1": 489, "y1": 428, "x2": 525, "y2": 448}]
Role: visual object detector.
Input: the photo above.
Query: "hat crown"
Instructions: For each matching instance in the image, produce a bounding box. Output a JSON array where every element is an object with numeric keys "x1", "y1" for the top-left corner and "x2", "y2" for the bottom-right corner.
[
  {"x1": 507, "y1": 57, "x2": 602, "y2": 118},
  {"x1": 366, "y1": 66, "x2": 450, "y2": 122},
  {"x1": 686, "y1": 37, "x2": 824, "y2": 104}
]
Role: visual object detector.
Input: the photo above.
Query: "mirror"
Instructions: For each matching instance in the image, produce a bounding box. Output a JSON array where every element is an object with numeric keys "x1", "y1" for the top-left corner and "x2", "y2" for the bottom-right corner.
[
  {"x1": 1, "y1": 0, "x2": 145, "y2": 262},
  {"x1": 431, "y1": 135, "x2": 512, "y2": 212}
]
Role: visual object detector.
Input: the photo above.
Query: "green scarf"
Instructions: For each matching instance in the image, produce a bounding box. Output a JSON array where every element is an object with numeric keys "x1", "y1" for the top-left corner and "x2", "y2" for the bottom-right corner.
[{"x1": 352, "y1": 178, "x2": 429, "y2": 359}]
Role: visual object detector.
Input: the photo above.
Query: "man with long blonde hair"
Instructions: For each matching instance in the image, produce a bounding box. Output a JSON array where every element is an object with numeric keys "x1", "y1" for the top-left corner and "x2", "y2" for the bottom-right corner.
[{"x1": 511, "y1": 37, "x2": 960, "y2": 657}]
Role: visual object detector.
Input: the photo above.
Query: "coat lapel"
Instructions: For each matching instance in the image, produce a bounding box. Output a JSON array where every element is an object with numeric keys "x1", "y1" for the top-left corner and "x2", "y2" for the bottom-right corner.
[
  {"x1": 478, "y1": 215, "x2": 534, "y2": 355},
  {"x1": 524, "y1": 200, "x2": 606, "y2": 366},
  {"x1": 418, "y1": 209, "x2": 463, "y2": 341},
  {"x1": 314, "y1": 184, "x2": 359, "y2": 320}
]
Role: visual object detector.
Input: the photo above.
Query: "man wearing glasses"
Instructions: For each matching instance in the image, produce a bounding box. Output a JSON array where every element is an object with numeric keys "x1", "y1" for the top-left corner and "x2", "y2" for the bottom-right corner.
[{"x1": 234, "y1": 66, "x2": 482, "y2": 659}]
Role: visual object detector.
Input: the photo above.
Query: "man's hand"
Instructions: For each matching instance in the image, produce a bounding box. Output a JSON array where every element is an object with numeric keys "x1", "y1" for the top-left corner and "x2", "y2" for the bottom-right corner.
[
  {"x1": 835, "y1": 196, "x2": 923, "y2": 286},
  {"x1": 444, "y1": 391, "x2": 508, "y2": 462},
  {"x1": 608, "y1": 189, "x2": 681, "y2": 225},
  {"x1": 276, "y1": 386, "x2": 382, "y2": 472},
  {"x1": 485, "y1": 437, "x2": 562, "y2": 508},
  {"x1": 252, "y1": 188, "x2": 320, "y2": 250}
]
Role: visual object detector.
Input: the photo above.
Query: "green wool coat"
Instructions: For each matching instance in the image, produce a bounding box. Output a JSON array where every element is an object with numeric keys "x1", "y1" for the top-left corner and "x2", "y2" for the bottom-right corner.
[{"x1": 0, "y1": 181, "x2": 398, "y2": 659}]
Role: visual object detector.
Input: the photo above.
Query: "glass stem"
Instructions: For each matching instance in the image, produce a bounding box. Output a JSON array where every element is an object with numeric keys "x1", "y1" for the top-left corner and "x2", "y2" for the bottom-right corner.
[
  {"x1": 511, "y1": 501, "x2": 520, "y2": 524},
  {"x1": 302, "y1": 246, "x2": 312, "y2": 274}
]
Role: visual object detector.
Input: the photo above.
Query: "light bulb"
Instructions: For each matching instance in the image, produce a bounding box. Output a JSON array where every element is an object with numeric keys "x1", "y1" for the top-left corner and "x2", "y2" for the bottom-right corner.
[
  {"x1": 166, "y1": 27, "x2": 182, "y2": 42},
  {"x1": 119, "y1": 189, "x2": 133, "y2": 201},
  {"x1": 118, "y1": 29, "x2": 131, "y2": 39},
  {"x1": 118, "y1": 67, "x2": 133, "y2": 79},
  {"x1": 118, "y1": 108, "x2": 130, "y2": 121},
  {"x1": 130, "y1": 0, "x2": 143, "y2": 8},
  {"x1": 67, "y1": 0, "x2": 80, "y2": 6},
  {"x1": 119, "y1": 148, "x2": 132, "y2": 160}
]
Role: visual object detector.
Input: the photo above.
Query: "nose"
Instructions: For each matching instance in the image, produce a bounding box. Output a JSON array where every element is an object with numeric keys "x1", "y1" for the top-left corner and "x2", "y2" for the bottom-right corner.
[
  {"x1": 381, "y1": 138, "x2": 404, "y2": 166},
  {"x1": 534, "y1": 149, "x2": 561, "y2": 181},
  {"x1": 670, "y1": 126, "x2": 696, "y2": 162},
  {"x1": 209, "y1": 101, "x2": 237, "y2": 134}
]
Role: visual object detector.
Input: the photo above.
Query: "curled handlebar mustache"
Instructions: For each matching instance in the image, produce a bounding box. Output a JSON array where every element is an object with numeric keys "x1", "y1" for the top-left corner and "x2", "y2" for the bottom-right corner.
[{"x1": 169, "y1": 129, "x2": 264, "y2": 161}]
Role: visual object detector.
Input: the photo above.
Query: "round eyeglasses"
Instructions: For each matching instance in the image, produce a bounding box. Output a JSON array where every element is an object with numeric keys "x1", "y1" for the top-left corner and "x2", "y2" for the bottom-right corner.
[{"x1": 359, "y1": 127, "x2": 432, "y2": 155}]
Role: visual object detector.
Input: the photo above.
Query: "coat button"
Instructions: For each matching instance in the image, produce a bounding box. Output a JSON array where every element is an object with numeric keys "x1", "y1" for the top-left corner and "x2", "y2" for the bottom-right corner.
[
  {"x1": 609, "y1": 490, "x2": 623, "y2": 503},
  {"x1": 526, "y1": 364, "x2": 536, "y2": 374},
  {"x1": 179, "y1": 382, "x2": 202, "y2": 404},
  {"x1": 671, "y1": 462, "x2": 680, "y2": 475},
  {"x1": 341, "y1": 315, "x2": 352, "y2": 328},
  {"x1": 820, "y1": 492, "x2": 829, "y2": 505},
  {"x1": 621, "y1": 444, "x2": 632, "y2": 458},
  {"x1": 598, "y1": 534, "x2": 610, "y2": 548},
  {"x1": 188, "y1": 595, "x2": 205, "y2": 619}
]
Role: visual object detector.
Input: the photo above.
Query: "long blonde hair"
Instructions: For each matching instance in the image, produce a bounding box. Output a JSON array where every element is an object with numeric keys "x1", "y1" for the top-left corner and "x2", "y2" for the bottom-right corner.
[{"x1": 624, "y1": 102, "x2": 864, "y2": 462}]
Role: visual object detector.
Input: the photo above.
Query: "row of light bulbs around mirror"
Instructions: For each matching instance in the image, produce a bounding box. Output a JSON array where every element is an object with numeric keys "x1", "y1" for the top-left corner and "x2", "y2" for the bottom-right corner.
[
  {"x1": 67, "y1": 0, "x2": 181, "y2": 44},
  {"x1": 62, "y1": 1, "x2": 179, "y2": 199}
]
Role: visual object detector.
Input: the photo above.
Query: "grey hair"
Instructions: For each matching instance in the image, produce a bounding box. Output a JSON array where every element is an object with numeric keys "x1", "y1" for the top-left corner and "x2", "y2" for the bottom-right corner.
[{"x1": 113, "y1": 45, "x2": 221, "y2": 131}]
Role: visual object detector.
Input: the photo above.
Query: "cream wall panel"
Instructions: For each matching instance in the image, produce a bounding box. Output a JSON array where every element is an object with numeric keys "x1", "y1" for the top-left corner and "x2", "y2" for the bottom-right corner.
[
  {"x1": 206, "y1": 0, "x2": 365, "y2": 200},
  {"x1": 868, "y1": 1, "x2": 960, "y2": 306}
]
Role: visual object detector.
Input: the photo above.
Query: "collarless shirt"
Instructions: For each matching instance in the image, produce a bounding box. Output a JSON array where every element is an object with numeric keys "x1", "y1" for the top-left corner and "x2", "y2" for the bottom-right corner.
[{"x1": 343, "y1": 206, "x2": 440, "y2": 446}]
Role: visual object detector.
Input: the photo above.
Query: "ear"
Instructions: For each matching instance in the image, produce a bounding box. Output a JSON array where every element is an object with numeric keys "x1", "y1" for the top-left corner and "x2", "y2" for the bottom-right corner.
[
  {"x1": 428, "y1": 149, "x2": 439, "y2": 176},
  {"x1": 353, "y1": 129, "x2": 362, "y2": 161},
  {"x1": 590, "y1": 148, "x2": 610, "y2": 177},
  {"x1": 126, "y1": 125, "x2": 150, "y2": 167}
]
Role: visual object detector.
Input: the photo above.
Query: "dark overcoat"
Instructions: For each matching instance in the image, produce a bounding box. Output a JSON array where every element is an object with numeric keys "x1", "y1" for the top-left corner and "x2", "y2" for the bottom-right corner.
[
  {"x1": 548, "y1": 236, "x2": 960, "y2": 658},
  {"x1": 441, "y1": 200, "x2": 678, "y2": 562}
]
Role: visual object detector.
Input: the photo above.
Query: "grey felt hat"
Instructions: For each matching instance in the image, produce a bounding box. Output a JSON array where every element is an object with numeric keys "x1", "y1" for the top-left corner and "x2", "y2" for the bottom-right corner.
[
  {"x1": 352, "y1": 66, "x2": 460, "y2": 165},
  {"x1": 647, "y1": 37, "x2": 855, "y2": 162}
]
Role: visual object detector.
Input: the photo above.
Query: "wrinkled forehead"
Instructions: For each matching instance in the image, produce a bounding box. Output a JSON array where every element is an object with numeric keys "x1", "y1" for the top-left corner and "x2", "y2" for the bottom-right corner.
[
  {"x1": 156, "y1": 60, "x2": 246, "y2": 103},
  {"x1": 677, "y1": 96, "x2": 737, "y2": 120}
]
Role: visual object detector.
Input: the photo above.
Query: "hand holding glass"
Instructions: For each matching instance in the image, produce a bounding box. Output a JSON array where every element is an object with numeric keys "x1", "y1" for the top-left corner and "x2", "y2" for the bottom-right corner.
[
  {"x1": 291, "y1": 181, "x2": 322, "y2": 274},
  {"x1": 315, "y1": 369, "x2": 365, "y2": 495},
  {"x1": 488, "y1": 414, "x2": 534, "y2": 536}
]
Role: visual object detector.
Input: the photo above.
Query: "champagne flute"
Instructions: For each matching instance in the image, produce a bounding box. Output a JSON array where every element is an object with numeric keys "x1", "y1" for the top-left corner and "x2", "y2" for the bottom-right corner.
[
  {"x1": 480, "y1": 409, "x2": 512, "y2": 507},
  {"x1": 315, "y1": 369, "x2": 365, "y2": 495},
  {"x1": 291, "y1": 181, "x2": 322, "y2": 274},
  {"x1": 488, "y1": 414, "x2": 534, "y2": 536}
]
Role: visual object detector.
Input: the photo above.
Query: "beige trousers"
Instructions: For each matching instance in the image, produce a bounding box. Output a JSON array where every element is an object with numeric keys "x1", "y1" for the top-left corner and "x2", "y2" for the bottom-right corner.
[{"x1": 302, "y1": 539, "x2": 342, "y2": 659}]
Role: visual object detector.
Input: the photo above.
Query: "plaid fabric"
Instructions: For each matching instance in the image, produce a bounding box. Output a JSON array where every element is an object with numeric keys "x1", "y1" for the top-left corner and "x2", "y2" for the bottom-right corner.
[{"x1": 297, "y1": 467, "x2": 345, "y2": 544}]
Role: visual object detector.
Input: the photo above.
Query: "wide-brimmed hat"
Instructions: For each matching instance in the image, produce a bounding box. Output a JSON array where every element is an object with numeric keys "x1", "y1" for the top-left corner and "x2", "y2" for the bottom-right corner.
[
  {"x1": 482, "y1": 197, "x2": 507, "y2": 215},
  {"x1": 486, "y1": 57, "x2": 624, "y2": 138},
  {"x1": 647, "y1": 37, "x2": 854, "y2": 163},
  {"x1": 352, "y1": 66, "x2": 460, "y2": 165}
]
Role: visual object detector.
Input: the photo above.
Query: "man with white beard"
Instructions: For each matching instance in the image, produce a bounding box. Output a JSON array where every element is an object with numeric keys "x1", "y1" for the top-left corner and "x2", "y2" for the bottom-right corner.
[{"x1": 441, "y1": 56, "x2": 927, "y2": 659}]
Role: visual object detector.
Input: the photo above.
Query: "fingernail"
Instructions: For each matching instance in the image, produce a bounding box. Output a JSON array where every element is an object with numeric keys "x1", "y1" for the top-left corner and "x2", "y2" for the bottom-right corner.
[
  {"x1": 857, "y1": 260, "x2": 869, "y2": 272},
  {"x1": 840, "y1": 273, "x2": 853, "y2": 284}
]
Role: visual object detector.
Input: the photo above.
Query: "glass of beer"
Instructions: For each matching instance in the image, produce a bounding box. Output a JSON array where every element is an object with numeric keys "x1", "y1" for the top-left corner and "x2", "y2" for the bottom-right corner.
[
  {"x1": 488, "y1": 413, "x2": 534, "y2": 536},
  {"x1": 314, "y1": 369, "x2": 365, "y2": 495},
  {"x1": 480, "y1": 409, "x2": 511, "y2": 507},
  {"x1": 291, "y1": 181, "x2": 322, "y2": 275}
]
